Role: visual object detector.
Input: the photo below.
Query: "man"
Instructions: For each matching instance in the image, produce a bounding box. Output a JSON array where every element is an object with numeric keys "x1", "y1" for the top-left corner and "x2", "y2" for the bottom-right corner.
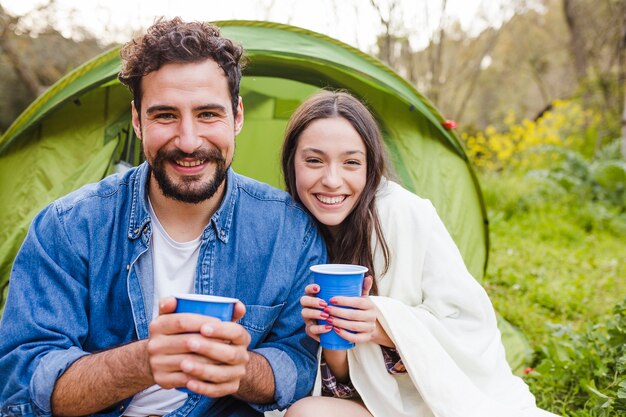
[{"x1": 0, "y1": 18, "x2": 325, "y2": 417}]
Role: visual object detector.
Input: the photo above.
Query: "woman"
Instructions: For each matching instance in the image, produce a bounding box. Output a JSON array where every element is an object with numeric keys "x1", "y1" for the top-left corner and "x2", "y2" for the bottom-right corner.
[{"x1": 281, "y1": 90, "x2": 558, "y2": 417}]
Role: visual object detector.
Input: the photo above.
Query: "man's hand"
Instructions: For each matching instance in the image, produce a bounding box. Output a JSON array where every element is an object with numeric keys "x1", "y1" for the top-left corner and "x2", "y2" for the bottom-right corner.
[{"x1": 147, "y1": 297, "x2": 251, "y2": 397}]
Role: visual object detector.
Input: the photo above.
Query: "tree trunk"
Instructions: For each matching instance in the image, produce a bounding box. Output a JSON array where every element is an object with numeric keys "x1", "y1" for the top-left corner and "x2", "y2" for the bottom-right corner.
[
  {"x1": 622, "y1": 93, "x2": 626, "y2": 159},
  {"x1": 562, "y1": 0, "x2": 588, "y2": 82},
  {"x1": 619, "y1": 8, "x2": 626, "y2": 159}
]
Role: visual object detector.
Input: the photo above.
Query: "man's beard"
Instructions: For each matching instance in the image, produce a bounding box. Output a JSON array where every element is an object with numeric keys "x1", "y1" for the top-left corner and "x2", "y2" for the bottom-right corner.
[{"x1": 149, "y1": 147, "x2": 228, "y2": 204}]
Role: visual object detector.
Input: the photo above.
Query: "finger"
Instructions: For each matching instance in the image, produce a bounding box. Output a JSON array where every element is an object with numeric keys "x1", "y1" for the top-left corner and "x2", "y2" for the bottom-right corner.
[
  {"x1": 300, "y1": 295, "x2": 327, "y2": 309},
  {"x1": 305, "y1": 284, "x2": 320, "y2": 296},
  {"x1": 328, "y1": 296, "x2": 375, "y2": 311},
  {"x1": 306, "y1": 323, "x2": 332, "y2": 336},
  {"x1": 150, "y1": 351, "x2": 217, "y2": 372},
  {"x1": 150, "y1": 312, "x2": 221, "y2": 335},
  {"x1": 232, "y1": 301, "x2": 246, "y2": 322},
  {"x1": 159, "y1": 297, "x2": 177, "y2": 315},
  {"x1": 199, "y1": 321, "x2": 251, "y2": 348},
  {"x1": 362, "y1": 275, "x2": 373, "y2": 296},
  {"x1": 152, "y1": 369, "x2": 191, "y2": 390},
  {"x1": 150, "y1": 352, "x2": 215, "y2": 389},
  {"x1": 333, "y1": 327, "x2": 373, "y2": 344},
  {"x1": 301, "y1": 307, "x2": 330, "y2": 321},
  {"x1": 329, "y1": 317, "x2": 376, "y2": 335},
  {"x1": 185, "y1": 378, "x2": 242, "y2": 398},
  {"x1": 148, "y1": 332, "x2": 228, "y2": 356},
  {"x1": 324, "y1": 305, "x2": 377, "y2": 323},
  {"x1": 187, "y1": 338, "x2": 250, "y2": 366},
  {"x1": 180, "y1": 357, "x2": 247, "y2": 385}
]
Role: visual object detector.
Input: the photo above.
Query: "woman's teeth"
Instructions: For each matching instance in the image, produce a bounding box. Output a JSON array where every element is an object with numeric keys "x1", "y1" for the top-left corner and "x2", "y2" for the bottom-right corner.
[{"x1": 316, "y1": 195, "x2": 345, "y2": 205}]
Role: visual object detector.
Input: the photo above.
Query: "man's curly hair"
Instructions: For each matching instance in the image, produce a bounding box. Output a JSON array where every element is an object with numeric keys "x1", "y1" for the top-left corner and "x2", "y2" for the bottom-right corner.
[{"x1": 118, "y1": 17, "x2": 245, "y2": 117}]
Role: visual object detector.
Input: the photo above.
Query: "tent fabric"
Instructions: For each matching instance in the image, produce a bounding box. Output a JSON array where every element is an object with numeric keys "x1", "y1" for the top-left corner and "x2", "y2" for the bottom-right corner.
[{"x1": 0, "y1": 20, "x2": 530, "y2": 371}]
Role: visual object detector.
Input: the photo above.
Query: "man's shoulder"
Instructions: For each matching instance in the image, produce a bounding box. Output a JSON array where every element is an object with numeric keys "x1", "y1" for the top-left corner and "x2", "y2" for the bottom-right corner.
[
  {"x1": 54, "y1": 167, "x2": 137, "y2": 214},
  {"x1": 232, "y1": 172, "x2": 303, "y2": 211}
]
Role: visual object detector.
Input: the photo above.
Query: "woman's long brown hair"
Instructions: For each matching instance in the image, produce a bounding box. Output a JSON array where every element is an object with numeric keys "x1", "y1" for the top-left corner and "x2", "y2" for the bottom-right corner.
[{"x1": 281, "y1": 91, "x2": 390, "y2": 294}]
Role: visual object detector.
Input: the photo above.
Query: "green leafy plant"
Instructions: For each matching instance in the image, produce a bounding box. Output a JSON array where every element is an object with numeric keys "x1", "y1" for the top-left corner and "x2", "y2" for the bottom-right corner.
[
  {"x1": 527, "y1": 142, "x2": 626, "y2": 211},
  {"x1": 526, "y1": 298, "x2": 626, "y2": 416}
]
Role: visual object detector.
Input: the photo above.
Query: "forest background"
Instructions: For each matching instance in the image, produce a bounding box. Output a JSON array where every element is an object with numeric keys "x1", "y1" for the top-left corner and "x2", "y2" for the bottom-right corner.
[{"x1": 0, "y1": 0, "x2": 625, "y2": 415}]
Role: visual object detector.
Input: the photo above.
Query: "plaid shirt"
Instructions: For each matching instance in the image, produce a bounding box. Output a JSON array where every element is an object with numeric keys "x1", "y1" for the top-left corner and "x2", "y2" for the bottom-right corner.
[{"x1": 320, "y1": 346, "x2": 406, "y2": 398}]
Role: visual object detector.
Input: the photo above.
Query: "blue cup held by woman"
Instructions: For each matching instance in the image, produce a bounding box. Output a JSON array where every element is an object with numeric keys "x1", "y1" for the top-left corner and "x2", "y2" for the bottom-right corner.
[{"x1": 310, "y1": 264, "x2": 368, "y2": 350}]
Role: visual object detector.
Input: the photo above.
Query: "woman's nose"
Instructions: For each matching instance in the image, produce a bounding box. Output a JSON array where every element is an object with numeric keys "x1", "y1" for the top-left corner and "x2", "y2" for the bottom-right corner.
[{"x1": 321, "y1": 166, "x2": 342, "y2": 188}]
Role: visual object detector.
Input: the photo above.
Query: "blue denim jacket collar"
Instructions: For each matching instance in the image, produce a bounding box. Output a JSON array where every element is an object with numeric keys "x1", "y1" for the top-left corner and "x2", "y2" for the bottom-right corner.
[{"x1": 127, "y1": 162, "x2": 236, "y2": 244}]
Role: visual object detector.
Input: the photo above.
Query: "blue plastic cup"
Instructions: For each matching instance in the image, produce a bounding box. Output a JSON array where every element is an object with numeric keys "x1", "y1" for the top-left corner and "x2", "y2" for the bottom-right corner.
[
  {"x1": 173, "y1": 294, "x2": 239, "y2": 394},
  {"x1": 310, "y1": 264, "x2": 368, "y2": 350}
]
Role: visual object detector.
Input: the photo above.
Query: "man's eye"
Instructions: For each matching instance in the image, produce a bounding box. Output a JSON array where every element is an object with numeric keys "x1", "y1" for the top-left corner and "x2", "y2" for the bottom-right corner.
[
  {"x1": 155, "y1": 113, "x2": 175, "y2": 119},
  {"x1": 199, "y1": 112, "x2": 216, "y2": 119}
]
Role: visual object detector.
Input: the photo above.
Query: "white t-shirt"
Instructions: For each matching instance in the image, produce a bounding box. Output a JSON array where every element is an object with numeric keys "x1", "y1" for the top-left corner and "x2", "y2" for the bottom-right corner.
[{"x1": 124, "y1": 200, "x2": 201, "y2": 416}]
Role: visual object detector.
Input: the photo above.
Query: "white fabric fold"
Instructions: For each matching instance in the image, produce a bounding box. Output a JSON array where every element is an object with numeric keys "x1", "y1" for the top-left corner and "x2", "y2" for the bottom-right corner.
[{"x1": 338, "y1": 180, "x2": 559, "y2": 417}]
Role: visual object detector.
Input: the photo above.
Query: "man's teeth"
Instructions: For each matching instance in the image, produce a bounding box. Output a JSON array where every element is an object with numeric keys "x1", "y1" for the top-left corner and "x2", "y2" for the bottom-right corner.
[
  {"x1": 316, "y1": 195, "x2": 345, "y2": 204},
  {"x1": 176, "y1": 159, "x2": 205, "y2": 167}
]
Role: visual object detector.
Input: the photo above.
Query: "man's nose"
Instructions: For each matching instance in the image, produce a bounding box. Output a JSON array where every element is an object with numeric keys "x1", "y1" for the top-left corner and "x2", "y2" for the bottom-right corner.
[{"x1": 176, "y1": 117, "x2": 202, "y2": 154}]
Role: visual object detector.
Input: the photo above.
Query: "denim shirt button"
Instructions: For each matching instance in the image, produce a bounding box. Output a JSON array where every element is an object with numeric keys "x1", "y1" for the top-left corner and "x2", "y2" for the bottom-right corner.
[
  {"x1": 134, "y1": 228, "x2": 139, "y2": 234},
  {"x1": 126, "y1": 264, "x2": 130, "y2": 271},
  {"x1": 220, "y1": 230, "x2": 225, "y2": 236}
]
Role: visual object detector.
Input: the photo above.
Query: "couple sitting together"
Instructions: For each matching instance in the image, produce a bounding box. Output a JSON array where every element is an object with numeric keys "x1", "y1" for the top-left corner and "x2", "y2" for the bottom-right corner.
[{"x1": 0, "y1": 17, "x2": 558, "y2": 417}]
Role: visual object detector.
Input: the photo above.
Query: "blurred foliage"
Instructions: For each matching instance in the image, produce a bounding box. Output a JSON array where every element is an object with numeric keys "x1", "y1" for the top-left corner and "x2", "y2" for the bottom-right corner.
[
  {"x1": 0, "y1": 4, "x2": 109, "y2": 132},
  {"x1": 0, "y1": 29, "x2": 106, "y2": 130},
  {"x1": 527, "y1": 143, "x2": 626, "y2": 210},
  {"x1": 372, "y1": 0, "x2": 624, "y2": 140},
  {"x1": 461, "y1": 99, "x2": 606, "y2": 171}
]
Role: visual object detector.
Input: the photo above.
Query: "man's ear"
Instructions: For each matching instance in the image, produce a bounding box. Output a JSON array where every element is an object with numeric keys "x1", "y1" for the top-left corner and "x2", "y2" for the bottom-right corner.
[
  {"x1": 234, "y1": 96, "x2": 244, "y2": 135},
  {"x1": 131, "y1": 101, "x2": 142, "y2": 140}
]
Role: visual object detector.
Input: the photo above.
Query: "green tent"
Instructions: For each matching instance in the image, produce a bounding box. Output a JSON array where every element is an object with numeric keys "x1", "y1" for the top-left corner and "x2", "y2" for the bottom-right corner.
[{"x1": 0, "y1": 21, "x2": 530, "y2": 371}]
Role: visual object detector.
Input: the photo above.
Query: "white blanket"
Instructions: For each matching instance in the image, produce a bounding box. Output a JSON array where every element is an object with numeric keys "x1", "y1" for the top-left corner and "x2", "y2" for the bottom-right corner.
[{"x1": 322, "y1": 180, "x2": 560, "y2": 417}]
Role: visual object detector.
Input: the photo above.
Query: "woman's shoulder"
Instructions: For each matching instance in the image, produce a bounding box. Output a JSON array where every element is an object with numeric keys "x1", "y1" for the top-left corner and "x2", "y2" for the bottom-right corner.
[{"x1": 376, "y1": 179, "x2": 435, "y2": 216}]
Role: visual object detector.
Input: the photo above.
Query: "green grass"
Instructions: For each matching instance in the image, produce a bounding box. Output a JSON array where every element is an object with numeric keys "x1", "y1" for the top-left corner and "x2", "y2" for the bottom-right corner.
[
  {"x1": 480, "y1": 172, "x2": 626, "y2": 415},
  {"x1": 482, "y1": 172, "x2": 626, "y2": 346}
]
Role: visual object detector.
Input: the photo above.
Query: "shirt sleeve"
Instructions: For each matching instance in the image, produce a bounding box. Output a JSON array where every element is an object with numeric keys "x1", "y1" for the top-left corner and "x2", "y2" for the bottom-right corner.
[
  {"x1": 0, "y1": 203, "x2": 90, "y2": 417},
  {"x1": 319, "y1": 358, "x2": 359, "y2": 399},
  {"x1": 247, "y1": 221, "x2": 328, "y2": 412},
  {"x1": 380, "y1": 346, "x2": 407, "y2": 374}
]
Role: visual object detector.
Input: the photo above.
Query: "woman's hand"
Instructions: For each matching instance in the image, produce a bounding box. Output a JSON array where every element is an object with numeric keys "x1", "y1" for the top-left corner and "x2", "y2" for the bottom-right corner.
[
  {"x1": 300, "y1": 275, "x2": 374, "y2": 342},
  {"x1": 300, "y1": 284, "x2": 332, "y2": 342},
  {"x1": 300, "y1": 275, "x2": 381, "y2": 344},
  {"x1": 324, "y1": 294, "x2": 378, "y2": 344}
]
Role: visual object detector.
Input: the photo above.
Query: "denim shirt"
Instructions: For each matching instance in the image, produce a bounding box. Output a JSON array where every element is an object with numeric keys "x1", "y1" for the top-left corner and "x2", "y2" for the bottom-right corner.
[{"x1": 0, "y1": 162, "x2": 326, "y2": 417}]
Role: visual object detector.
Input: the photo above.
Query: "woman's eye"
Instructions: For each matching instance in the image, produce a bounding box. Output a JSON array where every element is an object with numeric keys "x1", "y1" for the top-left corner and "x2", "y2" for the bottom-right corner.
[
  {"x1": 346, "y1": 160, "x2": 363, "y2": 166},
  {"x1": 305, "y1": 158, "x2": 322, "y2": 164}
]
